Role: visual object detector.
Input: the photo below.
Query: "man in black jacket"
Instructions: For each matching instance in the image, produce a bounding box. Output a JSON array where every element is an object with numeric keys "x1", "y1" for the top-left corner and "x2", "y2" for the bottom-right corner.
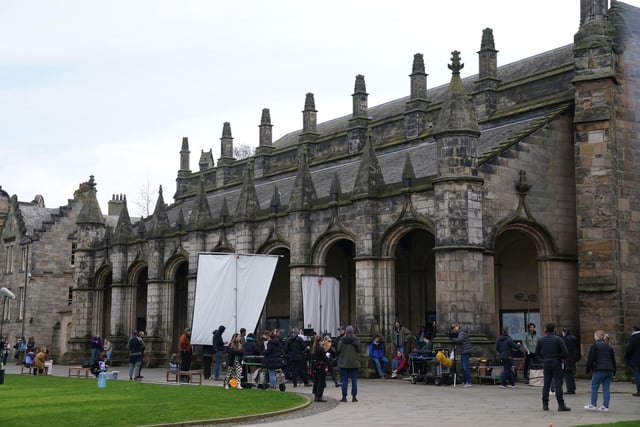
[
  {"x1": 535, "y1": 323, "x2": 571, "y2": 411},
  {"x1": 625, "y1": 325, "x2": 640, "y2": 397},
  {"x1": 212, "y1": 325, "x2": 226, "y2": 381}
]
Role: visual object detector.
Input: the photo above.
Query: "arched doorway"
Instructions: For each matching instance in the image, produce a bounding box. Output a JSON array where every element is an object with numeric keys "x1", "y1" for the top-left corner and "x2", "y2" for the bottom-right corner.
[
  {"x1": 100, "y1": 271, "x2": 112, "y2": 338},
  {"x1": 263, "y1": 247, "x2": 291, "y2": 335},
  {"x1": 393, "y1": 229, "x2": 435, "y2": 335},
  {"x1": 494, "y1": 229, "x2": 540, "y2": 341},
  {"x1": 128, "y1": 263, "x2": 148, "y2": 335},
  {"x1": 172, "y1": 261, "x2": 189, "y2": 350},
  {"x1": 325, "y1": 239, "x2": 356, "y2": 328}
]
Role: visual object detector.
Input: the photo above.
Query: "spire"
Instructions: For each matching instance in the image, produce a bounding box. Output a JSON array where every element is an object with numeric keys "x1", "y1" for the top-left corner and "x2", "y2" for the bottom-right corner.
[
  {"x1": 410, "y1": 53, "x2": 428, "y2": 100},
  {"x1": 432, "y1": 51, "x2": 480, "y2": 137},
  {"x1": 113, "y1": 198, "x2": 133, "y2": 241},
  {"x1": 259, "y1": 108, "x2": 273, "y2": 147},
  {"x1": 219, "y1": 196, "x2": 230, "y2": 224},
  {"x1": 219, "y1": 122, "x2": 234, "y2": 165},
  {"x1": 329, "y1": 172, "x2": 342, "y2": 203},
  {"x1": 475, "y1": 29, "x2": 500, "y2": 120},
  {"x1": 580, "y1": 0, "x2": 608, "y2": 26},
  {"x1": 235, "y1": 161, "x2": 260, "y2": 220},
  {"x1": 179, "y1": 136, "x2": 190, "y2": 173},
  {"x1": 352, "y1": 131, "x2": 385, "y2": 198},
  {"x1": 270, "y1": 185, "x2": 282, "y2": 214},
  {"x1": 77, "y1": 176, "x2": 105, "y2": 225},
  {"x1": 189, "y1": 178, "x2": 212, "y2": 229},
  {"x1": 401, "y1": 153, "x2": 416, "y2": 188},
  {"x1": 288, "y1": 147, "x2": 317, "y2": 211},
  {"x1": 175, "y1": 208, "x2": 185, "y2": 232},
  {"x1": 352, "y1": 74, "x2": 368, "y2": 118},
  {"x1": 405, "y1": 53, "x2": 430, "y2": 138},
  {"x1": 149, "y1": 185, "x2": 170, "y2": 236},
  {"x1": 302, "y1": 93, "x2": 317, "y2": 134}
]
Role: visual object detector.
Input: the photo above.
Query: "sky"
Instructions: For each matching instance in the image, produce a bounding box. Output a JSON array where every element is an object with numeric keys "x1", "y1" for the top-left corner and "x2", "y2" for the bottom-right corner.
[{"x1": 2, "y1": 0, "x2": 639, "y2": 219}]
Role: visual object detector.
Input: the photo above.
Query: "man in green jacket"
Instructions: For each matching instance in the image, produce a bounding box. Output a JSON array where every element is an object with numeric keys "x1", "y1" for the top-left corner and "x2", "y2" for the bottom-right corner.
[
  {"x1": 522, "y1": 323, "x2": 538, "y2": 380},
  {"x1": 337, "y1": 325, "x2": 360, "y2": 402}
]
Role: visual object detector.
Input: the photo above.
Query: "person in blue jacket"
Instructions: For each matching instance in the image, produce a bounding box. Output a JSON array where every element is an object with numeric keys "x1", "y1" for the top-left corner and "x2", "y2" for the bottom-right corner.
[{"x1": 368, "y1": 335, "x2": 388, "y2": 378}]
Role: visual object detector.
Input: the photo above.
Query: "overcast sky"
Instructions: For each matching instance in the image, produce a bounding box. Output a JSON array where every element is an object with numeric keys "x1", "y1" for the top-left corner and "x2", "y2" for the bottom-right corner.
[{"x1": 2, "y1": 0, "x2": 639, "y2": 219}]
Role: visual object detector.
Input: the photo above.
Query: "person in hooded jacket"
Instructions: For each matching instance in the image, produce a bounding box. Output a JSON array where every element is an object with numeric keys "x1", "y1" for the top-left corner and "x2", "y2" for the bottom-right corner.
[
  {"x1": 285, "y1": 328, "x2": 310, "y2": 387},
  {"x1": 212, "y1": 325, "x2": 226, "y2": 381},
  {"x1": 561, "y1": 328, "x2": 580, "y2": 394},
  {"x1": 262, "y1": 331, "x2": 282, "y2": 389},
  {"x1": 337, "y1": 325, "x2": 360, "y2": 402},
  {"x1": 496, "y1": 327, "x2": 520, "y2": 388}
]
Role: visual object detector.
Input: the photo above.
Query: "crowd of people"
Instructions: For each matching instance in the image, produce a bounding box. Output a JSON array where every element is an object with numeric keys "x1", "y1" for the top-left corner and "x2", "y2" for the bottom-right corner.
[{"x1": 0, "y1": 335, "x2": 53, "y2": 375}]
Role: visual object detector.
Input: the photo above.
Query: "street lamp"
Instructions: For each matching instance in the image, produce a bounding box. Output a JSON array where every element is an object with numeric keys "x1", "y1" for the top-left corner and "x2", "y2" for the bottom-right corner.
[{"x1": 20, "y1": 236, "x2": 33, "y2": 341}]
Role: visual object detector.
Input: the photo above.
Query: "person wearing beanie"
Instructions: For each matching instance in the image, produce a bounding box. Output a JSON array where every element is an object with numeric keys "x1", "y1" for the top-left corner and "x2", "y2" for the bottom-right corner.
[
  {"x1": 212, "y1": 325, "x2": 227, "y2": 381},
  {"x1": 535, "y1": 323, "x2": 571, "y2": 412},
  {"x1": 337, "y1": 325, "x2": 360, "y2": 402}
]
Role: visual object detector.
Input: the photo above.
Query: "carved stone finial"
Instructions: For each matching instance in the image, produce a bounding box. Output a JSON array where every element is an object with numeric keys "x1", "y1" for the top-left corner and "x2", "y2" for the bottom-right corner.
[
  {"x1": 447, "y1": 51, "x2": 464, "y2": 75},
  {"x1": 516, "y1": 170, "x2": 532, "y2": 195}
]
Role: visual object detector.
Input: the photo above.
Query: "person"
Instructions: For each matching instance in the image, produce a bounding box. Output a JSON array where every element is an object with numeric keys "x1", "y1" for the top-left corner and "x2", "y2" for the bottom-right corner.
[
  {"x1": 285, "y1": 328, "x2": 310, "y2": 387},
  {"x1": 584, "y1": 329, "x2": 616, "y2": 411},
  {"x1": 535, "y1": 323, "x2": 571, "y2": 411},
  {"x1": 24, "y1": 349, "x2": 35, "y2": 368},
  {"x1": 522, "y1": 322, "x2": 538, "y2": 380},
  {"x1": 42, "y1": 346, "x2": 53, "y2": 375},
  {"x1": 34, "y1": 347, "x2": 47, "y2": 375},
  {"x1": 368, "y1": 335, "x2": 388, "y2": 378},
  {"x1": 212, "y1": 325, "x2": 226, "y2": 381},
  {"x1": 243, "y1": 333, "x2": 261, "y2": 357},
  {"x1": 496, "y1": 327, "x2": 519, "y2": 388},
  {"x1": 14, "y1": 337, "x2": 26, "y2": 365},
  {"x1": 0, "y1": 336, "x2": 8, "y2": 365},
  {"x1": 450, "y1": 323, "x2": 473, "y2": 387},
  {"x1": 224, "y1": 332, "x2": 244, "y2": 389},
  {"x1": 262, "y1": 331, "x2": 282, "y2": 390},
  {"x1": 337, "y1": 325, "x2": 360, "y2": 402},
  {"x1": 390, "y1": 349, "x2": 407, "y2": 378},
  {"x1": 178, "y1": 328, "x2": 192, "y2": 374},
  {"x1": 90, "y1": 335, "x2": 102, "y2": 365},
  {"x1": 624, "y1": 325, "x2": 640, "y2": 397},
  {"x1": 127, "y1": 330, "x2": 144, "y2": 381},
  {"x1": 418, "y1": 320, "x2": 437, "y2": 353},
  {"x1": 239, "y1": 328, "x2": 247, "y2": 344},
  {"x1": 311, "y1": 335, "x2": 332, "y2": 402},
  {"x1": 90, "y1": 352, "x2": 108, "y2": 378},
  {"x1": 561, "y1": 328, "x2": 580, "y2": 394},
  {"x1": 26, "y1": 336, "x2": 36, "y2": 354},
  {"x1": 103, "y1": 338, "x2": 113, "y2": 365},
  {"x1": 391, "y1": 320, "x2": 414, "y2": 355},
  {"x1": 137, "y1": 331, "x2": 146, "y2": 379},
  {"x1": 202, "y1": 340, "x2": 214, "y2": 380}
]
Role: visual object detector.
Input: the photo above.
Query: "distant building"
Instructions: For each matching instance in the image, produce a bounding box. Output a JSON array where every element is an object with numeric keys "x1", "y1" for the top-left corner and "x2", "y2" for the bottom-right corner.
[{"x1": 1, "y1": 0, "x2": 638, "y2": 366}]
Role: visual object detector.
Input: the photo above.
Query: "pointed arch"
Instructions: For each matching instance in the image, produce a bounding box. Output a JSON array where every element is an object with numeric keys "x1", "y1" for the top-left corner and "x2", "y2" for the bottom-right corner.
[
  {"x1": 491, "y1": 218, "x2": 555, "y2": 258},
  {"x1": 312, "y1": 230, "x2": 356, "y2": 266}
]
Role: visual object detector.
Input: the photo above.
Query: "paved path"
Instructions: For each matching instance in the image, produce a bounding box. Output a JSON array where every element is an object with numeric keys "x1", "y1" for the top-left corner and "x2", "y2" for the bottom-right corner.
[{"x1": 3, "y1": 364, "x2": 638, "y2": 427}]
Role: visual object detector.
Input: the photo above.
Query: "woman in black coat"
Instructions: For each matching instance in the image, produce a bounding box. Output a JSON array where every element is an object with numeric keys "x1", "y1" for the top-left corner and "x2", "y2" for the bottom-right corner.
[{"x1": 261, "y1": 332, "x2": 282, "y2": 389}]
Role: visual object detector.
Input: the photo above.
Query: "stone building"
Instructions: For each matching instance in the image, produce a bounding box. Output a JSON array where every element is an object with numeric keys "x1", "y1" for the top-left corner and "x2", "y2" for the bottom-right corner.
[{"x1": 1, "y1": 0, "x2": 639, "y2": 369}]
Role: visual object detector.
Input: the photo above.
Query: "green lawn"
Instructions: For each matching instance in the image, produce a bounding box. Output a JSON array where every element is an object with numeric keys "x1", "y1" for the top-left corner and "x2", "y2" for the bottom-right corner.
[
  {"x1": 575, "y1": 423, "x2": 640, "y2": 427},
  {"x1": 0, "y1": 374, "x2": 307, "y2": 427}
]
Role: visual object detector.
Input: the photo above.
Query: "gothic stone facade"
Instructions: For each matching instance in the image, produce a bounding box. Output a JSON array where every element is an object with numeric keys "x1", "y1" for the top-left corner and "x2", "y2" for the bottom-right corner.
[{"x1": 1, "y1": 1, "x2": 639, "y2": 370}]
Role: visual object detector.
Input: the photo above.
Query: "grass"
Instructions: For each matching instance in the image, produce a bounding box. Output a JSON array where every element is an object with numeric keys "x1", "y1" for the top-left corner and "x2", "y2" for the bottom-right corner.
[
  {"x1": 0, "y1": 374, "x2": 307, "y2": 427},
  {"x1": 575, "y1": 424, "x2": 640, "y2": 427}
]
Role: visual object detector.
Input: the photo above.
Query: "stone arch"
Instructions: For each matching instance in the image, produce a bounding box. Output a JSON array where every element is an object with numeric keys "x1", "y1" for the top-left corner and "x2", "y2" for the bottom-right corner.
[
  {"x1": 312, "y1": 231, "x2": 356, "y2": 328},
  {"x1": 127, "y1": 261, "x2": 148, "y2": 334},
  {"x1": 164, "y1": 252, "x2": 189, "y2": 348},
  {"x1": 311, "y1": 230, "x2": 355, "y2": 266},
  {"x1": 94, "y1": 265, "x2": 112, "y2": 338},
  {"x1": 492, "y1": 219, "x2": 557, "y2": 341},
  {"x1": 380, "y1": 220, "x2": 436, "y2": 337},
  {"x1": 258, "y1": 243, "x2": 291, "y2": 334}
]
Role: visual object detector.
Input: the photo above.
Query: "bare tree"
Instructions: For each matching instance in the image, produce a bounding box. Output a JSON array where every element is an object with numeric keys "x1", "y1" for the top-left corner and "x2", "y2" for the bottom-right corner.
[
  {"x1": 234, "y1": 143, "x2": 254, "y2": 159},
  {"x1": 134, "y1": 175, "x2": 157, "y2": 218}
]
